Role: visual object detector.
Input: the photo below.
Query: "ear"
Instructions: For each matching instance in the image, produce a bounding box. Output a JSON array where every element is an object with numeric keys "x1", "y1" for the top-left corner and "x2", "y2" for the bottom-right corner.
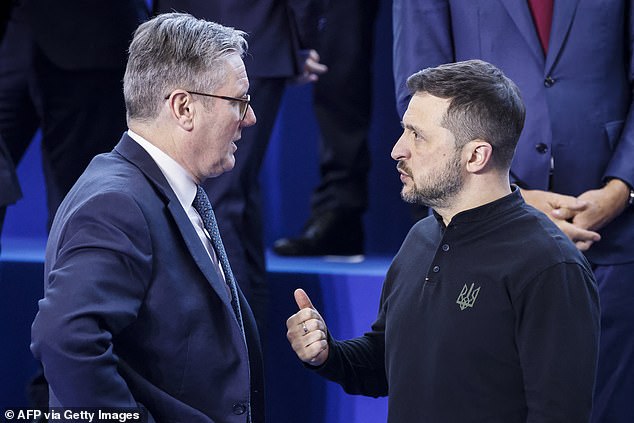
[
  {"x1": 464, "y1": 139, "x2": 493, "y2": 173},
  {"x1": 166, "y1": 90, "x2": 195, "y2": 131}
]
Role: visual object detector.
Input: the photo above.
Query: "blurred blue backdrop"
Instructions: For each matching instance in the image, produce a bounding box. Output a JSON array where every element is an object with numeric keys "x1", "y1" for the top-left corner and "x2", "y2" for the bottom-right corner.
[{"x1": 1, "y1": 0, "x2": 413, "y2": 256}]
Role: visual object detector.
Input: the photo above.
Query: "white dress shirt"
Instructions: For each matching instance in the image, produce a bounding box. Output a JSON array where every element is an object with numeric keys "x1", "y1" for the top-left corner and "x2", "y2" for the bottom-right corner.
[{"x1": 127, "y1": 130, "x2": 225, "y2": 281}]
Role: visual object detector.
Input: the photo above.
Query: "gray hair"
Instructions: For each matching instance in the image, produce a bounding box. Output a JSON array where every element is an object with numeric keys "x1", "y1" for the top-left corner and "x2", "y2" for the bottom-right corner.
[
  {"x1": 407, "y1": 60, "x2": 525, "y2": 170},
  {"x1": 124, "y1": 13, "x2": 248, "y2": 121}
]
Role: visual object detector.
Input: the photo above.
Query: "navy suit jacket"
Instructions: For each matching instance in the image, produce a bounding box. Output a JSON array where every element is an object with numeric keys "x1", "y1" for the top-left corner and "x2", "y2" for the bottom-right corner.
[
  {"x1": 393, "y1": 0, "x2": 634, "y2": 264},
  {"x1": 31, "y1": 134, "x2": 264, "y2": 423}
]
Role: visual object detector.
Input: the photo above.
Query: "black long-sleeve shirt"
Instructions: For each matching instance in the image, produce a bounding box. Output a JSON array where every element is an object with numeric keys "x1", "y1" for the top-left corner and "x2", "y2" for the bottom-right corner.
[{"x1": 317, "y1": 189, "x2": 600, "y2": 422}]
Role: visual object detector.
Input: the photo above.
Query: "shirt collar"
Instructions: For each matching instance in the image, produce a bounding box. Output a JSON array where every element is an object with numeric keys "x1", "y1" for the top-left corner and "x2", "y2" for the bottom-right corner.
[
  {"x1": 433, "y1": 185, "x2": 523, "y2": 227},
  {"x1": 127, "y1": 129, "x2": 197, "y2": 210}
]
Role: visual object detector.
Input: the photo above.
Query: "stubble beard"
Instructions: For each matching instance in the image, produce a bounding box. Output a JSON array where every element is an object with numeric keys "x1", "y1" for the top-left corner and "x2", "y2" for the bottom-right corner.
[{"x1": 398, "y1": 152, "x2": 464, "y2": 209}]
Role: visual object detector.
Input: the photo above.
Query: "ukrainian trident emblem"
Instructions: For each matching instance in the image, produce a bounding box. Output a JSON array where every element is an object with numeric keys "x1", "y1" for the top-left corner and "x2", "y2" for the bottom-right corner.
[{"x1": 456, "y1": 283, "x2": 481, "y2": 310}]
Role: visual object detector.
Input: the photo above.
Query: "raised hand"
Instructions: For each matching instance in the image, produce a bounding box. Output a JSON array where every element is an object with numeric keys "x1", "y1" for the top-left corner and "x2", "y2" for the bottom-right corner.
[{"x1": 286, "y1": 288, "x2": 329, "y2": 366}]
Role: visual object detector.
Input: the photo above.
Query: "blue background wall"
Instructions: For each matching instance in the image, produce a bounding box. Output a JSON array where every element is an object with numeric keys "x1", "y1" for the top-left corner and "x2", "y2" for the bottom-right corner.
[{"x1": 1, "y1": 0, "x2": 413, "y2": 256}]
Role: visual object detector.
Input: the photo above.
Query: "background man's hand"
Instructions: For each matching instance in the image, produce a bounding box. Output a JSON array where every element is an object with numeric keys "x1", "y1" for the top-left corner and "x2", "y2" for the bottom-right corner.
[
  {"x1": 570, "y1": 179, "x2": 630, "y2": 233},
  {"x1": 286, "y1": 288, "x2": 329, "y2": 366},
  {"x1": 294, "y1": 49, "x2": 328, "y2": 84},
  {"x1": 521, "y1": 188, "x2": 601, "y2": 250}
]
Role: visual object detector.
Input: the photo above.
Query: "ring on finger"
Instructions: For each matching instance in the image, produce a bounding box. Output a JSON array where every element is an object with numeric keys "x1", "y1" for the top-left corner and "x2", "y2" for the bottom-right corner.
[{"x1": 302, "y1": 321, "x2": 308, "y2": 334}]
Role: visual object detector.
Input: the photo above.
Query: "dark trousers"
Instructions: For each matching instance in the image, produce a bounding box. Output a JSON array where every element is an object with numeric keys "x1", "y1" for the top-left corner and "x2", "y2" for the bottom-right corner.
[
  {"x1": 0, "y1": 206, "x2": 6, "y2": 251},
  {"x1": 203, "y1": 77, "x2": 287, "y2": 337},
  {"x1": 310, "y1": 0, "x2": 379, "y2": 215},
  {"x1": 591, "y1": 261, "x2": 634, "y2": 423},
  {"x1": 0, "y1": 134, "x2": 21, "y2": 218},
  {"x1": 0, "y1": 19, "x2": 127, "y2": 227}
]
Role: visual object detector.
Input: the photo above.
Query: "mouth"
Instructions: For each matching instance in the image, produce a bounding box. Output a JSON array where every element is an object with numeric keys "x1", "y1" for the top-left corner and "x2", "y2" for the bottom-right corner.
[{"x1": 396, "y1": 163, "x2": 412, "y2": 180}]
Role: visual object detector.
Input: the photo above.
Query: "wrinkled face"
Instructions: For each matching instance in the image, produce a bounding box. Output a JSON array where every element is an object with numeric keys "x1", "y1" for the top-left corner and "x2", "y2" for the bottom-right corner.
[
  {"x1": 391, "y1": 93, "x2": 465, "y2": 209},
  {"x1": 188, "y1": 53, "x2": 256, "y2": 181}
]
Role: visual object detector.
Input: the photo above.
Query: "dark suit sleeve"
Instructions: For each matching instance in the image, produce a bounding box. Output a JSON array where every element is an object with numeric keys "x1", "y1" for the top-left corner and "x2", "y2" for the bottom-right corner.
[
  {"x1": 0, "y1": 0, "x2": 14, "y2": 42},
  {"x1": 23, "y1": 0, "x2": 149, "y2": 70},
  {"x1": 514, "y1": 262, "x2": 600, "y2": 422},
  {"x1": 392, "y1": 0, "x2": 454, "y2": 117},
  {"x1": 603, "y1": 5, "x2": 634, "y2": 189},
  {"x1": 286, "y1": 0, "x2": 326, "y2": 50},
  {"x1": 31, "y1": 191, "x2": 153, "y2": 408}
]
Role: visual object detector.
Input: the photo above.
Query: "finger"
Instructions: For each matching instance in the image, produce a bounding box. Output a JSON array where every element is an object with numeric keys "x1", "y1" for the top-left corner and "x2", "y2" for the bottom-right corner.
[
  {"x1": 575, "y1": 239, "x2": 596, "y2": 251},
  {"x1": 562, "y1": 221, "x2": 601, "y2": 243},
  {"x1": 549, "y1": 196, "x2": 588, "y2": 212},
  {"x1": 575, "y1": 227, "x2": 601, "y2": 242},
  {"x1": 300, "y1": 329, "x2": 326, "y2": 347},
  {"x1": 294, "y1": 288, "x2": 315, "y2": 310},
  {"x1": 292, "y1": 331, "x2": 327, "y2": 355},
  {"x1": 308, "y1": 341, "x2": 329, "y2": 363},
  {"x1": 307, "y1": 49, "x2": 320, "y2": 62},
  {"x1": 550, "y1": 201, "x2": 588, "y2": 220},
  {"x1": 303, "y1": 73, "x2": 319, "y2": 83},
  {"x1": 296, "y1": 339, "x2": 328, "y2": 365},
  {"x1": 550, "y1": 207, "x2": 577, "y2": 220},
  {"x1": 305, "y1": 61, "x2": 328, "y2": 74},
  {"x1": 301, "y1": 318, "x2": 326, "y2": 335},
  {"x1": 553, "y1": 220, "x2": 599, "y2": 246},
  {"x1": 285, "y1": 309, "x2": 314, "y2": 330}
]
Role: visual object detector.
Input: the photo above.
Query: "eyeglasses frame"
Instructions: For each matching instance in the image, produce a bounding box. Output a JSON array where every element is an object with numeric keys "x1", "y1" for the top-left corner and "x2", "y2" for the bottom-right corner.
[{"x1": 164, "y1": 91, "x2": 251, "y2": 121}]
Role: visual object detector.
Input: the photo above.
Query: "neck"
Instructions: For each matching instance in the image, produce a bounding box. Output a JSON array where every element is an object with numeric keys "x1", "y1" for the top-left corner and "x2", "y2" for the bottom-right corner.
[
  {"x1": 434, "y1": 173, "x2": 511, "y2": 225},
  {"x1": 129, "y1": 119, "x2": 199, "y2": 182}
]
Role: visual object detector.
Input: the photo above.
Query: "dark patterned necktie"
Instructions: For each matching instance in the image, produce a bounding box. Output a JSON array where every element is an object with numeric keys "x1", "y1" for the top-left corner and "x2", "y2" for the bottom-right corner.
[{"x1": 192, "y1": 185, "x2": 246, "y2": 343}]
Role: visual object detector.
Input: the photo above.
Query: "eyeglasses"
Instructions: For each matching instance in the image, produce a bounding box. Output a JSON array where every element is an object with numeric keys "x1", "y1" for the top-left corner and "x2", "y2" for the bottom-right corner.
[{"x1": 164, "y1": 91, "x2": 251, "y2": 121}]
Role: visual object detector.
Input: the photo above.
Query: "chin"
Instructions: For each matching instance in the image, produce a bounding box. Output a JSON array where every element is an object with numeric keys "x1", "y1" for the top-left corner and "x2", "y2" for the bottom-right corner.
[{"x1": 222, "y1": 157, "x2": 236, "y2": 173}]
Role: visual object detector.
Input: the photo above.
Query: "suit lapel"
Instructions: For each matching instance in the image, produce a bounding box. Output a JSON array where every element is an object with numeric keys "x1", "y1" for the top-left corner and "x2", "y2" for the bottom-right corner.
[
  {"x1": 545, "y1": 0, "x2": 580, "y2": 73},
  {"x1": 499, "y1": 0, "x2": 545, "y2": 65},
  {"x1": 113, "y1": 134, "x2": 234, "y2": 312}
]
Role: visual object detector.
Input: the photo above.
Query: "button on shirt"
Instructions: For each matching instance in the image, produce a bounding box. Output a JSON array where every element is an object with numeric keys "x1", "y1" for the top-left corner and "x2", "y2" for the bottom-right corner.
[{"x1": 127, "y1": 130, "x2": 226, "y2": 283}]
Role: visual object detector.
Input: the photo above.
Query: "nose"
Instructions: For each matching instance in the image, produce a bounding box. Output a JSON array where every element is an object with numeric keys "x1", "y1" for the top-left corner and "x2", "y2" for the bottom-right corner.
[
  {"x1": 241, "y1": 105, "x2": 256, "y2": 127},
  {"x1": 391, "y1": 132, "x2": 408, "y2": 161}
]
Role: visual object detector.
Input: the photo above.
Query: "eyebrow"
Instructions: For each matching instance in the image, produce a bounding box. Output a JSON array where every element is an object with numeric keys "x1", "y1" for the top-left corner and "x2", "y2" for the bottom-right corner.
[{"x1": 401, "y1": 121, "x2": 425, "y2": 135}]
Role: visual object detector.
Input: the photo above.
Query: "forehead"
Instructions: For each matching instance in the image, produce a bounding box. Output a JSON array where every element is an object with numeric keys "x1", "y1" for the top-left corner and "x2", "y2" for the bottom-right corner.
[
  {"x1": 403, "y1": 93, "x2": 450, "y2": 127},
  {"x1": 218, "y1": 53, "x2": 249, "y2": 93}
]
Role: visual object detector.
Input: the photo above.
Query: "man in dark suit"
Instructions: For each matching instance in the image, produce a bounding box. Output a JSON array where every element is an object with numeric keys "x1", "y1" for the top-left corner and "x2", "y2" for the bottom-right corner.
[
  {"x1": 392, "y1": 1, "x2": 634, "y2": 421},
  {"x1": 31, "y1": 13, "x2": 264, "y2": 422},
  {"x1": 273, "y1": 0, "x2": 379, "y2": 258},
  {"x1": 155, "y1": 0, "x2": 327, "y2": 334},
  {"x1": 0, "y1": 0, "x2": 149, "y2": 228}
]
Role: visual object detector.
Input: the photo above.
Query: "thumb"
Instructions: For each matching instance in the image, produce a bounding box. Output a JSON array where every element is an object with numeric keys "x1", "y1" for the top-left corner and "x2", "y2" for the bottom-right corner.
[{"x1": 294, "y1": 288, "x2": 315, "y2": 310}]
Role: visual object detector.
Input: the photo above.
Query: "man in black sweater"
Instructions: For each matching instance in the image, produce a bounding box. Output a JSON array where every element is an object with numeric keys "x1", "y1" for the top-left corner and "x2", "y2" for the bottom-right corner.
[{"x1": 286, "y1": 60, "x2": 600, "y2": 422}]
